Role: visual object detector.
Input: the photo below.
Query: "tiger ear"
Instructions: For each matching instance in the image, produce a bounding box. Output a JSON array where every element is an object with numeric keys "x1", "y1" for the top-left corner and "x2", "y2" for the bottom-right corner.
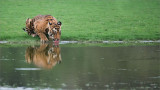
[{"x1": 57, "y1": 21, "x2": 62, "y2": 26}]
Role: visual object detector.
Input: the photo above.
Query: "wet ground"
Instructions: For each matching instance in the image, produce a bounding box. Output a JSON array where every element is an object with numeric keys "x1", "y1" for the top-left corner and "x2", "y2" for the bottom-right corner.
[{"x1": 0, "y1": 43, "x2": 160, "y2": 90}]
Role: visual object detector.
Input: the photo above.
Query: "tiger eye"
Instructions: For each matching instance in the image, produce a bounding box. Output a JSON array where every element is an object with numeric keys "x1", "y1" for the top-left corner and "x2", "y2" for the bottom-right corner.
[{"x1": 49, "y1": 22, "x2": 52, "y2": 25}]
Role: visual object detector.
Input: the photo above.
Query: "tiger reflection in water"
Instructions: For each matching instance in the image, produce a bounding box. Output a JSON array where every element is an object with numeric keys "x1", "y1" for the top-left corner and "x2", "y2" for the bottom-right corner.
[{"x1": 25, "y1": 43, "x2": 62, "y2": 69}]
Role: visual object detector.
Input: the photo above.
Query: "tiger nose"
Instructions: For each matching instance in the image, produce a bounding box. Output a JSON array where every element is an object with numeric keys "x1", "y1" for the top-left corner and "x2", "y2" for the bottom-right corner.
[{"x1": 57, "y1": 39, "x2": 60, "y2": 41}]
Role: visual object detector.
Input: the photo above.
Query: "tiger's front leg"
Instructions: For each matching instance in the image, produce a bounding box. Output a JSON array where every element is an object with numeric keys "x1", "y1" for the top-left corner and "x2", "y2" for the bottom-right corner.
[{"x1": 37, "y1": 33, "x2": 49, "y2": 43}]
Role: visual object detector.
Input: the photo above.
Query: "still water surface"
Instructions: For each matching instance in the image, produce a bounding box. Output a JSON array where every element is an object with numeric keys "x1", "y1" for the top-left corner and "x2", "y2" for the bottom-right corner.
[{"x1": 0, "y1": 43, "x2": 160, "y2": 89}]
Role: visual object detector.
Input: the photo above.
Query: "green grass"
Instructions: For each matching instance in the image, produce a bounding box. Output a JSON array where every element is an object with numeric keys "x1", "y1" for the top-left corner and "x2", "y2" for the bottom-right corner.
[{"x1": 0, "y1": 0, "x2": 160, "y2": 42}]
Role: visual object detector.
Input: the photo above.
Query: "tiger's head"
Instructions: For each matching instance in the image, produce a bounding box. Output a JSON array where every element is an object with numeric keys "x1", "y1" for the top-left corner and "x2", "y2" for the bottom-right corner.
[{"x1": 48, "y1": 21, "x2": 62, "y2": 41}]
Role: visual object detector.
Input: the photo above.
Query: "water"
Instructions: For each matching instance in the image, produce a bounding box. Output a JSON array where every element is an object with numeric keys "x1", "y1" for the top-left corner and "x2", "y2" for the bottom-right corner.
[{"x1": 0, "y1": 43, "x2": 160, "y2": 90}]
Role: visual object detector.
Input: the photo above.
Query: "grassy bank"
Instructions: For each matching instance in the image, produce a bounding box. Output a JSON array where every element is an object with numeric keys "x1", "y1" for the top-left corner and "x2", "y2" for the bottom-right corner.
[{"x1": 0, "y1": 0, "x2": 160, "y2": 42}]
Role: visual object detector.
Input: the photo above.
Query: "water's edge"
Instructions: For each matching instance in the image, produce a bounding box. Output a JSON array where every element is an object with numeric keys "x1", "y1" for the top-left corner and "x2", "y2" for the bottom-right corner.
[{"x1": 0, "y1": 40, "x2": 160, "y2": 44}]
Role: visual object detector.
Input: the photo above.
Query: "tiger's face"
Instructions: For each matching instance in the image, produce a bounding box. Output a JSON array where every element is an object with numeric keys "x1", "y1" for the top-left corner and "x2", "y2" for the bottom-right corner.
[
  {"x1": 47, "y1": 18, "x2": 57, "y2": 35},
  {"x1": 48, "y1": 21, "x2": 62, "y2": 41}
]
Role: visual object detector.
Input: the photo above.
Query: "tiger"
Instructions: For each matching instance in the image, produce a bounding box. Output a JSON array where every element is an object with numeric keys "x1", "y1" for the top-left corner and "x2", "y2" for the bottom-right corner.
[{"x1": 23, "y1": 15, "x2": 62, "y2": 42}]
